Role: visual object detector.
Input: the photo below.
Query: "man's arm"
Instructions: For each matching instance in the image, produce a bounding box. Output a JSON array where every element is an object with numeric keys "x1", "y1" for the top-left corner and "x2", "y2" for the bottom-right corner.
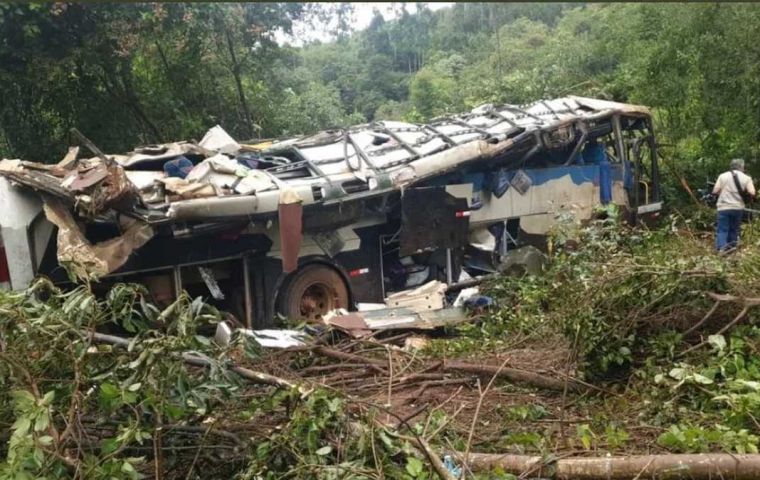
[
  {"x1": 713, "y1": 175, "x2": 723, "y2": 195},
  {"x1": 747, "y1": 177, "x2": 756, "y2": 199}
]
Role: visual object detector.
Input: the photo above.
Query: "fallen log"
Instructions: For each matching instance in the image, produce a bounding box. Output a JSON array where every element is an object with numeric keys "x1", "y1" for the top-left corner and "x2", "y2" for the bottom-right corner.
[
  {"x1": 442, "y1": 360, "x2": 580, "y2": 392},
  {"x1": 460, "y1": 452, "x2": 760, "y2": 479}
]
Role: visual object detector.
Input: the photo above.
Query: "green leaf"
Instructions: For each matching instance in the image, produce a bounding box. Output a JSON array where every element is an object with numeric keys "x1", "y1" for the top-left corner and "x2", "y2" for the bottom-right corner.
[
  {"x1": 732, "y1": 379, "x2": 760, "y2": 391},
  {"x1": 406, "y1": 457, "x2": 424, "y2": 477},
  {"x1": 315, "y1": 445, "x2": 332, "y2": 456},
  {"x1": 41, "y1": 390, "x2": 55, "y2": 405},
  {"x1": 163, "y1": 403, "x2": 186, "y2": 420},
  {"x1": 11, "y1": 390, "x2": 36, "y2": 408},
  {"x1": 12, "y1": 416, "x2": 31, "y2": 434},
  {"x1": 34, "y1": 413, "x2": 50, "y2": 432},
  {"x1": 576, "y1": 424, "x2": 594, "y2": 450},
  {"x1": 708, "y1": 334, "x2": 727, "y2": 353},
  {"x1": 100, "y1": 437, "x2": 119, "y2": 455},
  {"x1": 123, "y1": 391, "x2": 138, "y2": 405},
  {"x1": 100, "y1": 383, "x2": 120, "y2": 400},
  {"x1": 121, "y1": 460, "x2": 136, "y2": 473},
  {"x1": 327, "y1": 398, "x2": 341, "y2": 413}
]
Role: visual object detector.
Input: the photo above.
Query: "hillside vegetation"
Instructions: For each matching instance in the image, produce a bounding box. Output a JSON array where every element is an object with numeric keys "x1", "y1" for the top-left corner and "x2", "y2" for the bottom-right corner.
[
  {"x1": 2, "y1": 3, "x2": 760, "y2": 196},
  {"x1": 3, "y1": 215, "x2": 760, "y2": 478}
]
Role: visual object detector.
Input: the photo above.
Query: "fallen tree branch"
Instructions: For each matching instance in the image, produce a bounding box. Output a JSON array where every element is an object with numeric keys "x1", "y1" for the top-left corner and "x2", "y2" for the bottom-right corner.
[
  {"x1": 682, "y1": 298, "x2": 721, "y2": 336},
  {"x1": 90, "y1": 332, "x2": 305, "y2": 393},
  {"x1": 405, "y1": 379, "x2": 472, "y2": 404},
  {"x1": 464, "y1": 357, "x2": 511, "y2": 478},
  {"x1": 443, "y1": 360, "x2": 581, "y2": 392},
  {"x1": 458, "y1": 452, "x2": 760, "y2": 479},
  {"x1": 313, "y1": 345, "x2": 387, "y2": 373},
  {"x1": 680, "y1": 292, "x2": 760, "y2": 356}
]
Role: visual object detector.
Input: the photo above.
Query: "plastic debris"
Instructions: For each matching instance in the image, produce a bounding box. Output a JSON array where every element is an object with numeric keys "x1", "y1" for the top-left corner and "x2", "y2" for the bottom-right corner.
[{"x1": 443, "y1": 455, "x2": 462, "y2": 479}]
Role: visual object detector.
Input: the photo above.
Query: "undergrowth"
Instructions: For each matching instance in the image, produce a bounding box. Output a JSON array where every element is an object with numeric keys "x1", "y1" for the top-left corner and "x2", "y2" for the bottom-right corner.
[
  {"x1": 0, "y1": 279, "x2": 455, "y2": 479},
  {"x1": 427, "y1": 211, "x2": 760, "y2": 457},
  {"x1": 4, "y1": 212, "x2": 760, "y2": 478}
]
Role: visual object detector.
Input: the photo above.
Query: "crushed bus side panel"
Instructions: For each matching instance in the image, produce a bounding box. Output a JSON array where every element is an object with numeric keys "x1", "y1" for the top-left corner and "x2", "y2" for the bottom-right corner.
[{"x1": 0, "y1": 96, "x2": 662, "y2": 326}]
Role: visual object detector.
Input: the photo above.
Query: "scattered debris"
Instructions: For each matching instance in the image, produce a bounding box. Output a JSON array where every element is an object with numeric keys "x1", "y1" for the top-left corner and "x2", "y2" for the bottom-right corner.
[
  {"x1": 386, "y1": 280, "x2": 447, "y2": 312},
  {"x1": 214, "y1": 321, "x2": 308, "y2": 348}
]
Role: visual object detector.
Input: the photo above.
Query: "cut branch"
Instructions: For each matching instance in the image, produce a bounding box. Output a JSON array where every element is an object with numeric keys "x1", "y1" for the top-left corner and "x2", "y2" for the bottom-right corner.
[{"x1": 442, "y1": 360, "x2": 581, "y2": 392}]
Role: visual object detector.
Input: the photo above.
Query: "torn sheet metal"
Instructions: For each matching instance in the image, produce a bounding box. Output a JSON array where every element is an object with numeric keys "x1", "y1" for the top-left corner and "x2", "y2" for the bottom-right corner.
[
  {"x1": 357, "y1": 303, "x2": 386, "y2": 311},
  {"x1": 80, "y1": 162, "x2": 138, "y2": 217},
  {"x1": 233, "y1": 170, "x2": 275, "y2": 195},
  {"x1": 0, "y1": 159, "x2": 73, "y2": 201},
  {"x1": 63, "y1": 162, "x2": 108, "y2": 192},
  {"x1": 57, "y1": 146, "x2": 80, "y2": 169},
  {"x1": 43, "y1": 199, "x2": 154, "y2": 278},
  {"x1": 125, "y1": 171, "x2": 164, "y2": 191},
  {"x1": 0, "y1": 157, "x2": 139, "y2": 219},
  {"x1": 385, "y1": 280, "x2": 447, "y2": 312},
  {"x1": 214, "y1": 322, "x2": 307, "y2": 348},
  {"x1": 325, "y1": 304, "x2": 471, "y2": 333},
  {"x1": 199, "y1": 125, "x2": 241, "y2": 154},
  {"x1": 362, "y1": 306, "x2": 470, "y2": 330},
  {"x1": 113, "y1": 142, "x2": 209, "y2": 168},
  {"x1": 198, "y1": 266, "x2": 225, "y2": 300},
  {"x1": 325, "y1": 312, "x2": 372, "y2": 338},
  {"x1": 159, "y1": 177, "x2": 216, "y2": 199}
]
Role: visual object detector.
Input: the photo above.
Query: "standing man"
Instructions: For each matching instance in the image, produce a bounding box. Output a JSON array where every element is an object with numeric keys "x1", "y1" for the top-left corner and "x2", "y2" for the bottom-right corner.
[{"x1": 712, "y1": 158, "x2": 756, "y2": 251}]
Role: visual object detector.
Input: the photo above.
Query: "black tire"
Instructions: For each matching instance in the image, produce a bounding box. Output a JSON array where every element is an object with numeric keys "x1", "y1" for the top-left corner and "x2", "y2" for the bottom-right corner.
[{"x1": 276, "y1": 264, "x2": 349, "y2": 322}]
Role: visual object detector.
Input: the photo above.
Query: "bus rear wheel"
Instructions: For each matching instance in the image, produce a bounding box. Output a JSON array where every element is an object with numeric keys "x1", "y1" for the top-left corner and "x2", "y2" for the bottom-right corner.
[{"x1": 277, "y1": 264, "x2": 349, "y2": 322}]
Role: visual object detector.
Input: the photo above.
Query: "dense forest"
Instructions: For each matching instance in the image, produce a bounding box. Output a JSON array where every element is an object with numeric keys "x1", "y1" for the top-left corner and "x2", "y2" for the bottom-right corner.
[{"x1": 2, "y1": 2, "x2": 760, "y2": 188}]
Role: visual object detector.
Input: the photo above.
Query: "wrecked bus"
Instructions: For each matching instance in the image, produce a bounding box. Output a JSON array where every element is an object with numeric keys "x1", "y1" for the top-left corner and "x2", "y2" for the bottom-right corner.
[{"x1": 0, "y1": 96, "x2": 661, "y2": 327}]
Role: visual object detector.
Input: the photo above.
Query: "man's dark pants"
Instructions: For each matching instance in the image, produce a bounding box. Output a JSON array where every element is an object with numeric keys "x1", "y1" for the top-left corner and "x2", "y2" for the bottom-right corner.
[{"x1": 716, "y1": 209, "x2": 743, "y2": 251}]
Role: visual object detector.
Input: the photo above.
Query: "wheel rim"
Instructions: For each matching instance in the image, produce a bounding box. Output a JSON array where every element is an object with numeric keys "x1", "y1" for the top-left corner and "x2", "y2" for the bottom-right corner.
[{"x1": 298, "y1": 282, "x2": 338, "y2": 321}]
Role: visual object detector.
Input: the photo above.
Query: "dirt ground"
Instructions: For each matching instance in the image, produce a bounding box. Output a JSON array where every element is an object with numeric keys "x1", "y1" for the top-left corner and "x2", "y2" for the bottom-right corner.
[{"x1": 241, "y1": 331, "x2": 666, "y2": 457}]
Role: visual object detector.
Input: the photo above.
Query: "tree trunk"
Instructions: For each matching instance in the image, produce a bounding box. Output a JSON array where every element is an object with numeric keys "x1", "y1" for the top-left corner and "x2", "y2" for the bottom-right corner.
[
  {"x1": 461, "y1": 452, "x2": 760, "y2": 479},
  {"x1": 100, "y1": 62, "x2": 162, "y2": 142},
  {"x1": 154, "y1": 41, "x2": 192, "y2": 119},
  {"x1": 118, "y1": 65, "x2": 163, "y2": 141},
  {"x1": 224, "y1": 29, "x2": 255, "y2": 139}
]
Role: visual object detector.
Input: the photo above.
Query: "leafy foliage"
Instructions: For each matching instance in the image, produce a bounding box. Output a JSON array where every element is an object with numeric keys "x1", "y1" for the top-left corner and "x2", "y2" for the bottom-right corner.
[{"x1": 0, "y1": 280, "x2": 245, "y2": 478}]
